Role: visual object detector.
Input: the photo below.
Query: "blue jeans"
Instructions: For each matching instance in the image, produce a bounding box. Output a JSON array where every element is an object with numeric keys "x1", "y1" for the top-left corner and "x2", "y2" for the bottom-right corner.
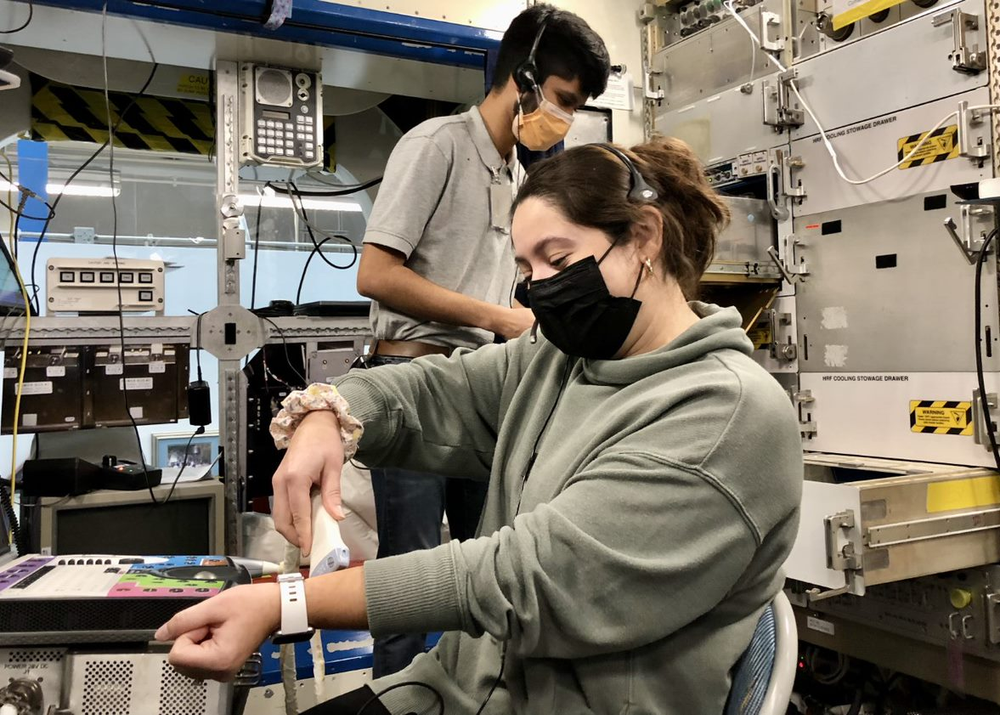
[{"x1": 366, "y1": 355, "x2": 489, "y2": 678}]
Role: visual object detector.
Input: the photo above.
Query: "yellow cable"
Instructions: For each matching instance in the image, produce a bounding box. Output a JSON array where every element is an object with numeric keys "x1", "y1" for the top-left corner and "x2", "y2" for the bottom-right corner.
[{"x1": 8, "y1": 240, "x2": 30, "y2": 551}]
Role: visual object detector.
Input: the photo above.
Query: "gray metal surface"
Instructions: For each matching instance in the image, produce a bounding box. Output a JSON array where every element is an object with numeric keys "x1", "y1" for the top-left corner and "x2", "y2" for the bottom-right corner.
[
  {"x1": 804, "y1": 564, "x2": 1000, "y2": 662},
  {"x1": 651, "y1": 0, "x2": 808, "y2": 109},
  {"x1": 791, "y1": 87, "x2": 994, "y2": 216},
  {"x1": 794, "y1": 191, "x2": 999, "y2": 373},
  {"x1": 791, "y1": 0, "x2": 988, "y2": 141},
  {"x1": 655, "y1": 74, "x2": 791, "y2": 165}
]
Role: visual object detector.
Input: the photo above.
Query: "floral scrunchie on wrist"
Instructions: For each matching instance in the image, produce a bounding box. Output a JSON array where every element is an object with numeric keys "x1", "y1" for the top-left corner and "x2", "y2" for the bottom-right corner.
[{"x1": 269, "y1": 383, "x2": 364, "y2": 460}]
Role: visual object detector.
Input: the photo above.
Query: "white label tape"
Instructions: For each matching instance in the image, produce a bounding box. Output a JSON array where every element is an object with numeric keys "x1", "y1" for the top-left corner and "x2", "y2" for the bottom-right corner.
[
  {"x1": 120, "y1": 377, "x2": 154, "y2": 391},
  {"x1": 149, "y1": 361, "x2": 166, "y2": 374},
  {"x1": 47, "y1": 366, "x2": 66, "y2": 378},
  {"x1": 106, "y1": 364, "x2": 124, "y2": 376},
  {"x1": 17, "y1": 382, "x2": 53, "y2": 396},
  {"x1": 806, "y1": 616, "x2": 836, "y2": 636}
]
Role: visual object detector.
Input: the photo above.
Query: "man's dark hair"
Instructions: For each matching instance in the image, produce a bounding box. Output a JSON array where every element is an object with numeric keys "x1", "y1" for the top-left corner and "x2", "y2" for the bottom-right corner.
[{"x1": 491, "y1": 4, "x2": 610, "y2": 99}]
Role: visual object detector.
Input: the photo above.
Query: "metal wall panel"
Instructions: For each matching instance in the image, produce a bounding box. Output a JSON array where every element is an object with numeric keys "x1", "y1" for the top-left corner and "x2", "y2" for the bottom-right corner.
[
  {"x1": 791, "y1": 87, "x2": 993, "y2": 216},
  {"x1": 791, "y1": 0, "x2": 987, "y2": 139},
  {"x1": 656, "y1": 75, "x2": 791, "y2": 165},
  {"x1": 801, "y1": 371, "x2": 1000, "y2": 467},
  {"x1": 795, "y1": 191, "x2": 1000, "y2": 373},
  {"x1": 651, "y1": 0, "x2": 789, "y2": 110}
]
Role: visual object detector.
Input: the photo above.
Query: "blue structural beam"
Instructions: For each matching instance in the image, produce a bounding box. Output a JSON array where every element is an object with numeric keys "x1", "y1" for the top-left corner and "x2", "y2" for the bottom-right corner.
[{"x1": 28, "y1": 0, "x2": 501, "y2": 70}]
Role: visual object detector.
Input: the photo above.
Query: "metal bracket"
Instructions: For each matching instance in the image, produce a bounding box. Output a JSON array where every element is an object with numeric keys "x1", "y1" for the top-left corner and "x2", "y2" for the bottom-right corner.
[
  {"x1": 973, "y1": 389, "x2": 999, "y2": 450},
  {"x1": 806, "y1": 510, "x2": 863, "y2": 603},
  {"x1": 235, "y1": 653, "x2": 263, "y2": 686},
  {"x1": 643, "y1": 67, "x2": 664, "y2": 102},
  {"x1": 767, "y1": 238, "x2": 809, "y2": 285},
  {"x1": 762, "y1": 69, "x2": 804, "y2": 129},
  {"x1": 958, "y1": 100, "x2": 991, "y2": 160},
  {"x1": 987, "y1": 592, "x2": 1000, "y2": 645},
  {"x1": 768, "y1": 309, "x2": 796, "y2": 362},
  {"x1": 766, "y1": 149, "x2": 806, "y2": 220},
  {"x1": 794, "y1": 389, "x2": 817, "y2": 436},
  {"x1": 932, "y1": 9, "x2": 987, "y2": 74},
  {"x1": 760, "y1": 11, "x2": 785, "y2": 52},
  {"x1": 943, "y1": 204, "x2": 992, "y2": 263}
]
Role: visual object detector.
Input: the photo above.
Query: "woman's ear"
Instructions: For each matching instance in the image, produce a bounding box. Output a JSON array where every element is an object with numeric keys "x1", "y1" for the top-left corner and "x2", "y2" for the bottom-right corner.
[{"x1": 630, "y1": 206, "x2": 664, "y2": 267}]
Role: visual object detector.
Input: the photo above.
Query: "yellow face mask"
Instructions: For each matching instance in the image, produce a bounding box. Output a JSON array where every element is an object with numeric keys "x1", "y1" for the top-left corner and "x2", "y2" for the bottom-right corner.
[{"x1": 512, "y1": 87, "x2": 575, "y2": 152}]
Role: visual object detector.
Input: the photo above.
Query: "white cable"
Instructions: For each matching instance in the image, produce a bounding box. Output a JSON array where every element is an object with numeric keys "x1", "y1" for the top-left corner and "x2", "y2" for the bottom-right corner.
[{"x1": 722, "y1": 0, "x2": 1000, "y2": 186}]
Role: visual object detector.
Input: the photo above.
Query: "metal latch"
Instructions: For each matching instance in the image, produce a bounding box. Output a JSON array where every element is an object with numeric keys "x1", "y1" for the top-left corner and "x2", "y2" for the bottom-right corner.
[
  {"x1": 958, "y1": 100, "x2": 991, "y2": 161},
  {"x1": 794, "y1": 389, "x2": 817, "y2": 436},
  {"x1": 767, "y1": 309, "x2": 796, "y2": 362},
  {"x1": 987, "y1": 592, "x2": 1000, "y2": 645},
  {"x1": 932, "y1": 9, "x2": 987, "y2": 74},
  {"x1": 759, "y1": 11, "x2": 784, "y2": 52},
  {"x1": 973, "y1": 389, "x2": 999, "y2": 451},
  {"x1": 762, "y1": 69, "x2": 804, "y2": 129},
  {"x1": 943, "y1": 204, "x2": 992, "y2": 264},
  {"x1": 767, "y1": 236, "x2": 809, "y2": 284},
  {"x1": 807, "y1": 510, "x2": 863, "y2": 603},
  {"x1": 765, "y1": 149, "x2": 805, "y2": 220}
]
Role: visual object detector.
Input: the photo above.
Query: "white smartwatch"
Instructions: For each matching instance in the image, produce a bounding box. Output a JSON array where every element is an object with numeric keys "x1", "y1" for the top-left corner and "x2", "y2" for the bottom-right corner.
[{"x1": 272, "y1": 572, "x2": 315, "y2": 645}]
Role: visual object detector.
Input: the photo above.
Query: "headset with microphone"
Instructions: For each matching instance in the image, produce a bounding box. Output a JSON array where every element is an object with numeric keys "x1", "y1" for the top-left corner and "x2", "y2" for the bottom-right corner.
[
  {"x1": 597, "y1": 143, "x2": 659, "y2": 203},
  {"x1": 513, "y1": 9, "x2": 555, "y2": 93}
]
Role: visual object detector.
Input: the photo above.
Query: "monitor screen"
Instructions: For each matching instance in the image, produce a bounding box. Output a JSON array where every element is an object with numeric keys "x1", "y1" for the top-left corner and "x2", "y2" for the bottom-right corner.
[
  {"x1": 57, "y1": 499, "x2": 211, "y2": 555},
  {"x1": 0, "y1": 240, "x2": 28, "y2": 316}
]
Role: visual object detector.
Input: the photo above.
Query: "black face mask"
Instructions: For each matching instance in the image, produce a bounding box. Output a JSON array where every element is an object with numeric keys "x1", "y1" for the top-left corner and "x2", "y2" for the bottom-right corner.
[{"x1": 527, "y1": 243, "x2": 644, "y2": 360}]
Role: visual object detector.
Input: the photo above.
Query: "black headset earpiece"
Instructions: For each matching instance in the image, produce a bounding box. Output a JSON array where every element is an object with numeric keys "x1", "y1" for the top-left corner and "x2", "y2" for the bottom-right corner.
[
  {"x1": 514, "y1": 9, "x2": 555, "y2": 93},
  {"x1": 597, "y1": 144, "x2": 659, "y2": 203}
]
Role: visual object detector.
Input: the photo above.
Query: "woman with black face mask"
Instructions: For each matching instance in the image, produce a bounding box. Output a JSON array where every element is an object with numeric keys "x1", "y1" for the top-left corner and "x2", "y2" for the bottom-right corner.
[{"x1": 158, "y1": 138, "x2": 804, "y2": 715}]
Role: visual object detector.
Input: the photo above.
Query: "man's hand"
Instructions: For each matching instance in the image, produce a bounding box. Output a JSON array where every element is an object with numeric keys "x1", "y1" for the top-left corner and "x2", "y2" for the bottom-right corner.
[
  {"x1": 272, "y1": 411, "x2": 345, "y2": 555},
  {"x1": 156, "y1": 583, "x2": 280, "y2": 682},
  {"x1": 490, "y1": 306, "x2": 536, "y2": 341}
]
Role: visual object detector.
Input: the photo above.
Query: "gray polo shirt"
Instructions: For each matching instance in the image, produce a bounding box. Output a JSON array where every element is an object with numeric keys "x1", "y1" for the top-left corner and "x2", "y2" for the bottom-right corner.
[{"x1": 363, "y1": 106, "x2": 518, "y2": 350}]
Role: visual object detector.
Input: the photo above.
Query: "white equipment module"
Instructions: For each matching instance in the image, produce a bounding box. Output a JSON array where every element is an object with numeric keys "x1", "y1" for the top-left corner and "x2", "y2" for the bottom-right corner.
[{"x1": 46, "y1": 258, "x2": 165, "y2": 315}]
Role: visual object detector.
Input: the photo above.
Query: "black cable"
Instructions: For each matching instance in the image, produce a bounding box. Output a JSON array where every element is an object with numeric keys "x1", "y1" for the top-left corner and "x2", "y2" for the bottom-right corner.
[
  {"x1": 286, "y1": 182, "x2": 358, "y2": 272},
  {"x1": 475, "y1": 646, "x2": 507, "y2": 715},
  {"x1": 354, "y1": 681, "x2": 444, "y2": 715},
  {"x1": 161, "y1": 426, "x2": 205, "y2": 505},
  {"x1": 27, "y1": 61, "x2": 159, "y2": 313},
  {"x1": 266, "y1": 176, "x2": 382, "y2": 198},
  {"x1": 250, "y1": 193, "x2": 264, "y2": 310},
  {"x1": 258, "y1": 316, "x2": 307, "y2": 387},
  {"x1": 101, "y1": 1, "x2": 157, "y2": 506},
  {"x1": 295, "y1": 235, "x2": 340, "y2": 305},
  {"x1": 0, "y1": 478, "x2": 26, "y2": 554},
  {"x1": 974, "y1": 228, "x2": 1000, "y2": 471},
  {"x1": 0, "y1": 0, "x2": 33, "y2": 33}
]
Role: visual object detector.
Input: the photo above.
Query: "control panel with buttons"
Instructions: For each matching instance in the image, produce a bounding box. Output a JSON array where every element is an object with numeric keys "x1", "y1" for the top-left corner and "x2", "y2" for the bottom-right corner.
[
  {"x1": 45, "y1": 258, "x2": 165, "y2": 315},
  {"x1": 241, "y1": 64, "x2": 323, "y2": 169}
]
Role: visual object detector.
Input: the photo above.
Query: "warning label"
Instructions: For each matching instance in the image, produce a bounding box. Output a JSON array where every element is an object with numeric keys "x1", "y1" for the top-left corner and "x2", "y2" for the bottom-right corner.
[
  {"x1": 897, "y1": 125, "x2": 959, "y2": 170},
  {"x1": 910, "y1": 400, "x2": 973, "y2": 436}
]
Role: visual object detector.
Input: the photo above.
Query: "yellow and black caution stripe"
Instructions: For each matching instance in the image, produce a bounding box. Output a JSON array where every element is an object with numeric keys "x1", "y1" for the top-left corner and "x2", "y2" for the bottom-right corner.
[
  {"x1": 897, "y1": 125, "x2": 959, "y2": 170},
  {"x1": 31, "y1": 76, "x2": 214, "y2": 156},
  {"x1": 909, "y1": 400, "x2": 973, "y2": 436}
]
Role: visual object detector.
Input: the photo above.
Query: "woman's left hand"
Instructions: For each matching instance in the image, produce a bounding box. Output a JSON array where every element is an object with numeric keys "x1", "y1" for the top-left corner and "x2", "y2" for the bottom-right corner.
[{"x1": 155, "y1": 582, "x2": 281, "y2": 682}]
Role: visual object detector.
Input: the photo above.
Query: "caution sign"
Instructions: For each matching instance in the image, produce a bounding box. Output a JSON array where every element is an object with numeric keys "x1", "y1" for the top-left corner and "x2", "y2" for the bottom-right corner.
[
  {"x1": 897, "y1": 125, "x2": 959, "y2": 170},
  {"x1": 910, "y1": 400, "x2": 973, "y2": 436},
  {"x1": 30, "y1": 75, "x2": 215, "y2": 156},
  {"x1": 747, "y1": 325, "x2": 772, "y2": 350}
]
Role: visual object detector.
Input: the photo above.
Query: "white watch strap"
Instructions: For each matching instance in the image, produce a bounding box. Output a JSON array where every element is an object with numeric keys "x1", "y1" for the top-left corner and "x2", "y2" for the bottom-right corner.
[{"x1": 278, "y1": 574, "x2": 310, "y2": 635}]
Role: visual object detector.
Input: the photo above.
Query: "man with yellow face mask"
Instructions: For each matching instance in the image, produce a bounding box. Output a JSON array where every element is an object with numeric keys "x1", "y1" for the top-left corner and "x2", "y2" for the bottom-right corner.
[{"x1": 353, "y1": 4, "x2": 610, "y2": 679}]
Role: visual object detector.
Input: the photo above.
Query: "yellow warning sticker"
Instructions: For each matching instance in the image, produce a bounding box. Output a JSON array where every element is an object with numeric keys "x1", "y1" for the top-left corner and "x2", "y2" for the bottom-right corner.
[
  {"x1": 909, "y1": 400, "x2": 973, "y2": 436},
  {"x1": 927, "y1": 475, "x2": 1000, "y2": 513},
  {"x1": 175, "y1": 72, "x2": 211, "y2": 99},
  {"x1": 747, "y1": 326, "x2": 772, "y2": 350},
  {"x1": 897, "y1": 125, "x2": 959, "y2": 170}
]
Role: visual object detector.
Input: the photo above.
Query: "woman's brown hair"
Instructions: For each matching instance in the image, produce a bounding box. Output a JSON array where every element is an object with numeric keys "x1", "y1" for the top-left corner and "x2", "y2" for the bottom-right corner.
[{"x1": 512, "y1": 136, "x2": 730, "y2": 299}]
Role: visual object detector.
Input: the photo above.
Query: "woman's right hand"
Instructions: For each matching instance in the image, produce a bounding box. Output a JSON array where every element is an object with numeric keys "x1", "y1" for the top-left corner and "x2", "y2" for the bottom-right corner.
[{"x1": 271, "y1": 410, "x2": 346, "y2": 555}]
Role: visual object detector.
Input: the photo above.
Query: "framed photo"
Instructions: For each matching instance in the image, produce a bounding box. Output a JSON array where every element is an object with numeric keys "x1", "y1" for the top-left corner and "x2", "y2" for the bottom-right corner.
[{"x1": 151, "y1": 431, "x2": 221, "y2": 476}]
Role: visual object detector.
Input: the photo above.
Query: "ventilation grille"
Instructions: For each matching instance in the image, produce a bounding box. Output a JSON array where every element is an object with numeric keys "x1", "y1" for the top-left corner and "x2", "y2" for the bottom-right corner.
[
  {"x1": 159, "y1": 660, "x2": 208, "y2": 715},
  {"x1": 0, "y1": 598, "x2": 198, "y2": 640},
  {"x1": 3, "y1": 648, "x2": 65, "y2": 664},
  {"x1": 81, "y1": 659, "x2": 134, "y2": 715}
]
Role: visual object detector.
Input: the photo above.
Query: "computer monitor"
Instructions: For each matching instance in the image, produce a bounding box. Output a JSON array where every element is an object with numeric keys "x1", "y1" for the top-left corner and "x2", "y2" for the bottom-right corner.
[{"x1": 0, "y1": 239, "x2": 31, "y2": 316}]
